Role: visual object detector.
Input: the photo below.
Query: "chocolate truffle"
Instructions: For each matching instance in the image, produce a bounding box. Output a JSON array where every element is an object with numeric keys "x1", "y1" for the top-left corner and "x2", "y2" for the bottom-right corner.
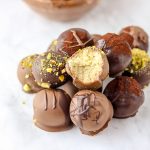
[
  {"x1": 66, "y1": 46, "x2": 109, "y2": 90},
  {"x1": 120, "y1": 26, "x2": 149, "y2": 51},
  {"x1": 56, "y1": 28, "x2": 94, "y2": 56},
  {"x1": 103, "y1": 76, "x2": 144, "y2": 118},
  {"x1": 70, "y1": 90, "x2": 113, "y2": 136},
  {"x1": 25, "y1": 0, "x2": 98, "y2": 21},
  {"x1": 124, "y1": 48, "x2": 150, "y2": 88},
  {"x1": 32, "y1": 51, "x2": 69, "y2": 89},
  {"x1": 33, "y1": 89, "x2": 72, "y2": 132},
  {"x1": 96, "y1": 33, "x2": 132, "y2": 77},
  {"x1": 17, "y1": 54, "x2": 43, "y2": 93}
]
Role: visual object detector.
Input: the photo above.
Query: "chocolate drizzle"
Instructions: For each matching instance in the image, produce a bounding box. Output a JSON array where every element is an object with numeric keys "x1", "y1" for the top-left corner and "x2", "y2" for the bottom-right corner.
[
  {"x1": 44, "y1": 90, "x2": 48, "y2": 111},
  {"x1": 52, "y1": 90, "x2": 57, "y2": 109}
]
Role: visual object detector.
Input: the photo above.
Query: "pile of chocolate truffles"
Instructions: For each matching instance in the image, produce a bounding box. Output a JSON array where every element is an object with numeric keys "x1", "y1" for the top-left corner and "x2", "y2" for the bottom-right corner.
[
  {"x1": 17, "y1": 26, "x2": 150, "y2": 136},
  {"x1": 25, "y1": 0, "x2": 99, "y2": 21}
]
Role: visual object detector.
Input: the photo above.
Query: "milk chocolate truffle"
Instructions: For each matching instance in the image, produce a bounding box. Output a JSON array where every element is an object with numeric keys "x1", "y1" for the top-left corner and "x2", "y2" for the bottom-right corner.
[
  {"x1": 17, "y1": 54, "x2": 43, "y2": 93},
  {"x1": 70, "y1": 90, "x2": 113, "y2": 136},
  {"x1": 96, "y1": 33, "x2": 132, "y2": 77},
  {"x1": 32, "y1": 51, "x2": 69, "y2": 89},
  {"x1": 104, "y1": 76, "x2": 144, "y2": 118},
  {"x1": 33, "y1": 89, "x2": 72, "y2": 132},
  {"x1": 66, "y1": 46, "x2": 109, "y2": 90},
  {"x1": 25, "y1": 0, "x2": 98, "y2": 21},
  {"x1": 120, "y1": 26, "x2": 149, "y2": 51},
  {"x1": 56, "y1": 28, "x2": 94, "y2": 56},
  {"x1": 124, "y1": 48, "x2": 150, "y2": 88},
  {"x1": 57, "y1": 80, "x2": 78, "y2": 98}
]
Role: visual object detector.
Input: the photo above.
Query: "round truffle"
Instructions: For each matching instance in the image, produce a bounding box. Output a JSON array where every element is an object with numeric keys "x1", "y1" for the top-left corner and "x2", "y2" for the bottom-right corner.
[
  {"x1": 70, "y1": 90, "x2": 113, "y2": 136},
  {"x1": 17, "y1": 54, "x2": 43, "y2": 93},
  {"x1": 103, "y1": 76, "x2": 144, "y2": 118},
  {"x1": 120, "y1": 26, "x2": 149, "y2": 51},
  {"x1": 32, "y1": 51, "x2": 69, "y2": 89},
  {"x1": 56, "y1": 28, "x2": 94, "y2": 56},
  {"x1": 33, "y1": 89, "x2": 72, "y2": 132},
  {"x1": 66, "y1": 46, "x2": 109, "y2": 90},
  {"x1": 124, "y1": 48, "x2": 150, "y2": 88},
  {"x1": 96, "y1": 33, "x2": 132, "y2": 77},
  {"x1": 57, "y1": 80, "x2": 78, "y2": 98}
]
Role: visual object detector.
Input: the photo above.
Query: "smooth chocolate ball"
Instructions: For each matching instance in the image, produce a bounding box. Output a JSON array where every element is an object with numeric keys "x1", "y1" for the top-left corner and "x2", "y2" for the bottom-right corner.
[
  {"x1": 120, "y1": 26, "x2": 149, "y2": 51},
  {"x1": 17, "y1": 54, "x2": 43, "y2": 93},
  {"x1": 33, "y1": 89, "x2": 72, "y2": 132},
  {"x1": 103, "y1": 76, "x2": 144, "y2": 118},
  {"x1": 96, "y1": 33, "x2": 132, "y2": 77},
  {"x1": 70, "y1": 90, "x2": 113, "y2": 136},
  {"x1": 32, "y1": 51, "x2": 69, "y2": 89},
  {"x1": 56, "y1": 28, "x2": 94, "y2": 56}
]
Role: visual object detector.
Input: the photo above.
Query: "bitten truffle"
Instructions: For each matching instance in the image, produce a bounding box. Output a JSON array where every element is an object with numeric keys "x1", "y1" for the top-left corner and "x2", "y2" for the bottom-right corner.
[
  {"x1": 17, "y1": 54, "x2": 43, "y2": 93},
  {"x1": 32, "y1": 51, "x2": 69, "y2": 89},
  {"x1": 66, "y1": 46, "x2": 109, "y2": 90},
  {"x1": 96, "y1": 33, "x2": 132, "y2": 77},
  {"x1": 124, "y1": 48, "x2": 150, "y2": 88},
  {"x1": 70, "y1": 90, "x2": 113, "y2": 136},
  {"x1": 104, "y1": 76, "x2": 144, "y2": 118},
  {"x1": 33, "y1": 89, "x2": 72, "y2": 132},
  {"x1": 56, "y1": 28, "x2": 94, "y2": 56},
  {"x1": 120, "y1": 26, "x2": 149, "y2": 51}
]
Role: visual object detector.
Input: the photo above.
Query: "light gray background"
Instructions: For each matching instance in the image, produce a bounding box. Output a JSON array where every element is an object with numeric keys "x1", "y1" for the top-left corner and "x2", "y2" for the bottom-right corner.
[{"x1": 0, "y1": 0, "x2": 150, "y2": 150}]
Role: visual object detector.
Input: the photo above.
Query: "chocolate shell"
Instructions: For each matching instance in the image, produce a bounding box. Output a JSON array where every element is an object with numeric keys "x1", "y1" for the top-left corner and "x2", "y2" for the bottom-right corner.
[
  {"x1": 33, "y1": 89, "x2": 72, "y2": 132},
  {"x1": 70, "y1": 90, "x2": 113, "y2": 136},
  {"x1": 103, "y1": 76, "x2": 144, "y2": 118}
]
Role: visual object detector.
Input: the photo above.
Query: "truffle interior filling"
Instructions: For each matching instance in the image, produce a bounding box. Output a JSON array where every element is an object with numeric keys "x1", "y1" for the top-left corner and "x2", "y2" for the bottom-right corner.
[{"x1": 68, "y1": 47, "x2": 103, "y2": 83}]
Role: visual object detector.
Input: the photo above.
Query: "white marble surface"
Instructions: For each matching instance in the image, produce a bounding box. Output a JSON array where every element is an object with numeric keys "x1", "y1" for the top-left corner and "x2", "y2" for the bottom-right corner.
[{"x1": 0, "y1": 0, "x2": 150, "y2": 150}]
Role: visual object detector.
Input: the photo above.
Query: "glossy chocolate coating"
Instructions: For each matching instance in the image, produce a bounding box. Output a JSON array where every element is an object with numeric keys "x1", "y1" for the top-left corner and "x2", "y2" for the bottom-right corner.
[
  {"x1": 32, "y1": 51, "x2": 69, "y2": 89},
  {"x1": 103, "y1": 76, "x2": 144, "y2": 118},
  {"x1": 70, "y1": 90, "x2": 113, "y2": 136},
  {"x1": 57, "y1": 80, "x2": 78, "y2": 98},
  {"x1": 17, "y1": 54, "x2": 43, "y2": 93},
  {"x1": 120, "y1": 26, "x2": 149, "y2": 51},
  {"x1": 56, "y1": 28, "x2": 94, "y2": 56},
  {"x1": 33, "y1": 89, "x2": 72, "y2": 132},
  {"x1": 96, "y1": 33, "x2": 132, "y2": 77}
]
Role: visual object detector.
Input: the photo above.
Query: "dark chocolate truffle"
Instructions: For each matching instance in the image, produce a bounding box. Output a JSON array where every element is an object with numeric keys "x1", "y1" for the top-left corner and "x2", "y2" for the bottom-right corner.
[
  {"x1": 96, "y1": 33, "x2": 132, "y2": 77},
  {"x1": 70, "y1": 90, "x2": 113, "y2": 136},
  {"x1": 32, "y1": 51, "x2": 69, "y2": 89},
  {"x1": 66, "y1": 46, "x2": 109, "y2": 90},
  {"x1": 103, "y1": 76, "x2": 144, "y2": 118},
  {"x1": 120, "y1": 26, "x2": 149, "y2": 51},
  {"x1": 17, "y1": 54, "x2": 43, "y2": 93},
  {"x1": 56, "y1": 28, "x2": 94, "y2": 56},
  {"x1": 33, "y1": 89, "x2": 72, "y2": 132},
  {"x1": 124, "y1": 48, "x2": 150, "y2": 88},
  {"x1": 57, "y1": 80, "x2": 78, "y2": 98}
]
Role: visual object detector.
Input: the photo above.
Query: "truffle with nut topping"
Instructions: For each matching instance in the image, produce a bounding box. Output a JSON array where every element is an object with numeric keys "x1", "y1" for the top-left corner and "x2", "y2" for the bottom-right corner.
[
  {"x1": 17, "y1": 54, "x2": 43, "y2": 93},
  {"x1": 56, "y1": 28, "x2": 94, "y2": 56},
  {"x1": 104, "y1": 76, "x2": 144, "y2": 118},
  {"x1": 70, "y1": 90, "x2": 113, "y2": 136},
  {"x1": 32, "y1": 51, "x2": 69, "y2": 89},
  {"x1": 66, "y1": 46, "x2": 109, "y2": 90},
  {"x1": 33, "y1": 89, "x2": 72, "y2": 132}
]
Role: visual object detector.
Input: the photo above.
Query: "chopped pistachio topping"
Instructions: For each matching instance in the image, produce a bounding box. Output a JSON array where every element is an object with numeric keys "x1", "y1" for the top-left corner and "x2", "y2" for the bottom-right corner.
[
  {"x1": 125, "y1": 48, "x2": 150, "y2": 73},
  {"x1": 47, "y1": 53, "x2": 52, "y2": 59},
  {"x1": 23, "y1": 84, "x2": 31, "y2": 92},
  {"x1": 25, "y1": 74, "x2": 30, "y2": 79},
  {"x1": 61, "y1": 68, "x2": 66, "y2": 74},
  {"x1": 59, "y1": 75, "x2": 65, "y2": 82},
  {"x1": 46, "y1": 68, "x2": 53, "y2": 73},
  {"x1": 33, "y1": 119, "x2": 37, "y2": 123},
  {"x1": 38, "y1": 82, "x2": 50, "y2": 89},
  {"x1": 21, "y1": 55, "x2": 36, "y2": 68}
]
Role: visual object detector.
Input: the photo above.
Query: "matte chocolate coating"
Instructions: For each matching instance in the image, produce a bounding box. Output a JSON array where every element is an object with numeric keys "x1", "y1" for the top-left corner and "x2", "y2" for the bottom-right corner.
[
  {"x1": 56, "y1": 28, "x2": 94, "y2": 56},
  {"x1": 57, "y1": 80, "x2": 78, "y2": 98},
  {"x1": 33, "y1": 89, "x2": 72, "y2": 132},
  {"x1": 103, "y1": 76, "x2": 144, "y2": 118},
  {"x1": 96, "y1": 33, "x2": 132, "y2": 77},
  {"x1": 120, "y1": 26, "x2": 149, "y2": 51},
  {"x1": 25, "y1": 0, "x2": 98, "y2": 21},
  {"x1": 17, "y1": 54, "x2": 43, "y2": 93},
  {"x1": 32, "y1": 51, "x2": 69, "y2": 89},
  {"x1": 70, "y1": 90, "x2": 113, "y2": 136}
]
